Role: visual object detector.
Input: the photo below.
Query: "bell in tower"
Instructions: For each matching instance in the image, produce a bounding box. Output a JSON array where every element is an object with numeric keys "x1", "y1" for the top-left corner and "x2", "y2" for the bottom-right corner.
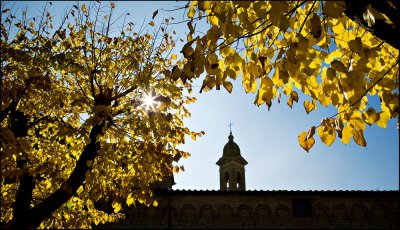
[{"x1": 216, "y1": 129, "x2": 248, "y2": 191}]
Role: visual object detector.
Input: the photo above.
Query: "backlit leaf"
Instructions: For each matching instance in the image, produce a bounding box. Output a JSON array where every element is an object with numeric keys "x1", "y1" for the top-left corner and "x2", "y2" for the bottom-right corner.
[
  {"x1": 353, "y1": 129, "x2": 367, "y2": 147},
  {"x1": 317, "y1": 122, "x2": 336, "y2": 146},
  {"x1": 298, "y1": 131, "x2": 315, "y2": 152},
  {"x1": 223, "y1": 81, "x2": 233, "y2": 93}
]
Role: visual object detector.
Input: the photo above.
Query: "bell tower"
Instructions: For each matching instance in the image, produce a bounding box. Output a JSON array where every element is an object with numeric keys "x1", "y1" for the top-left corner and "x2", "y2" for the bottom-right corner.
[{"x1": 216, "y1": 130, "x2": 248, "y2": 191}]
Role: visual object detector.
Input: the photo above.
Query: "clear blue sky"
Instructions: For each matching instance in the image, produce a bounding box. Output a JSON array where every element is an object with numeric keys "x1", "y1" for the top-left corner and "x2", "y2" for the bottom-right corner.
[{"x1": 12, "y1": 1, "x2": 399, "y2": 191}]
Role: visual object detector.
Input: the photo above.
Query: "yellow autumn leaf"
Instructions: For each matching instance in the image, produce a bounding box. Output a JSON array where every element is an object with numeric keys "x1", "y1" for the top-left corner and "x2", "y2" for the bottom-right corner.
[
  {"x1": 126, "y1": 194, "x2": 134, "y2": 206},
  {"x1": 149, "y1": 21, "x2": 155, "y2": 27},
  {"x1": 112, "y1": 202, "x2": 121, "y2": 213},
  {"x1": 153, "y1": 200, "x2": 158, "y2": 207},
  {"x1": 287, "y1": 97, "x2": 293, "y2": 108},
  {"x1": 376, "y1": 105, "x2": 390, "y2": 128},
  {"x1": 81, "y1": 4, "x2": 87, "y2": 12},
  {"x1": 190, "y1": 133, "x2": 196, "y2": 141},
  {"x1": 317, "y1": 123, "x2": 336, "y2": 146},
  {"x1": 290, "y1": 91, "x2": 298, "y2": 102},
  {"x1": 325, "y1": 50, "x2": 342, "y2": 64},
  {"x1": 298, "y1": 131, "x2": 315, "y2": 152},
  {"x1": 362, "y1": 107, "x2": 380, "y2": 125},
  {"x1": 45, "y1": 180, "x2": 51, "y2": 189},
  {"x1": 209, "y1": 15, "x2": 219, "y2": 26},
  {"x1": 303, "y1": 100, "x2": 316, "y2": 114},
  {"x1": 223, "y1": 81, "x2": 233, "y2": 93},
  {"x1": 287, "y1": 91, "x2": 298, "y2": 109},
  {"x1": 341, "y1": 124, "x2": 353, "y2": 144},
  {"x1": 188, "y1": 5, "x2": 195, "y2": 18},
  {"x1": 353, "y1": 129, "x2": 367, "y2": 147}
]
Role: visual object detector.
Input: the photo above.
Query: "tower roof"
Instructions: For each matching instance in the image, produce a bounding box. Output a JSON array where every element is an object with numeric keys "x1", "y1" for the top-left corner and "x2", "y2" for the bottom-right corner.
[{"x1": 222, "y1": 132, "x2": 241, "y2": 157}]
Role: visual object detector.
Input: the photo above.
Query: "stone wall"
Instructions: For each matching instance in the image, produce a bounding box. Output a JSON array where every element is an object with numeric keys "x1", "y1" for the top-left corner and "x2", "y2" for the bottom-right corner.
[{"x1": 100, "y1": 190, "x2": 399, "y2": 229}]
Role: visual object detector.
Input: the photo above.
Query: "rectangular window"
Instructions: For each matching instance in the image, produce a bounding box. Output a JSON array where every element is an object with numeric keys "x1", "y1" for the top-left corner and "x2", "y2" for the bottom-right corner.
[{"x1": 292, "y1": 199, "x2": 313, "y2": 218}]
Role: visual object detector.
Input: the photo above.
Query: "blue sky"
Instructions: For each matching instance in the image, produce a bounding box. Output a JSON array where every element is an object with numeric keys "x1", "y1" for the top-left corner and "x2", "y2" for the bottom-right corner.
[{"x1": 11, "y1": 1, "x2": 399, "y2": 191}]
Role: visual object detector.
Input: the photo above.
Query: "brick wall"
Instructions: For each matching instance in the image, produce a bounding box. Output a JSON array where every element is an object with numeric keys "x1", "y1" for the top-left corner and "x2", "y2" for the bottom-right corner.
[{"x1": 99, "y1": 190, "x2": 399, "y2": 229}]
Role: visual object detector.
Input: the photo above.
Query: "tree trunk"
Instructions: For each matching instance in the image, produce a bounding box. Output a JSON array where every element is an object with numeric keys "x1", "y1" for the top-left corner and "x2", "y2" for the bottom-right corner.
[
  {"x1": 8, "y1": 119, "x2": 106, "y2": 228},
  {"x1": 11, "y1": 172, "x2": 35, "y2": 229}
]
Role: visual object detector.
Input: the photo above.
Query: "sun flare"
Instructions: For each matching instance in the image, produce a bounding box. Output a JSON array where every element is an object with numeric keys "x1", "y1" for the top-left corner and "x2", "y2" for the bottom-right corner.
[{"x1": 141, "y1": 94, "x2": 157, "y2": 110}]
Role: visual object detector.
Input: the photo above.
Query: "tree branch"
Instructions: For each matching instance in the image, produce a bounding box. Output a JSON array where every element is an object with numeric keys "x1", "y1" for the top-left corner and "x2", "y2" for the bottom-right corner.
[
  {"x1": 28, "y1": 118, "x2": 107, "y2": 228},
  {"x1": 11, "y1": 171, "x2": 35, "y2": 229}
]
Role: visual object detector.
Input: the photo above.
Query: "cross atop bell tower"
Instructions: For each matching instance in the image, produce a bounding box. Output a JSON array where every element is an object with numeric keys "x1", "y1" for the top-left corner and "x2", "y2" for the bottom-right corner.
[{"x1": 228, "y1": 122, "x2": 233, "y2": 133}]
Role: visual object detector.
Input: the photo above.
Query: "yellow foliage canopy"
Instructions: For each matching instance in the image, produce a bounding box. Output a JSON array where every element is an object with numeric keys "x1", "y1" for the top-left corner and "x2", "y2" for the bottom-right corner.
[
  {"x1": 181, "y1": 1, "x2": 399, "y2": 151},
  {"x1": 1, "y1": 2, "x2": 201, "y2": 228}
]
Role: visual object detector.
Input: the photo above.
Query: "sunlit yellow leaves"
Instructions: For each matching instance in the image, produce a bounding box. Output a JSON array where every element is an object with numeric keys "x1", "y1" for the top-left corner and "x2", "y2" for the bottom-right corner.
[
  {"x1": 287, "y1": 91, "x2": 298, "y2": 108},
  {"x1": 362, "y1": 108, "x2": 380, "y2": 125},
  {"x1": 183, "y1": 1, "x2": 399, "y2": 153},
  {"x1": 1, "y1": 2, "x2": 204, "y2": 228},
  {"x1": 112, "y1": 202, "x2": 121, "y2": 213},
  {"x1": 45, "y1": 180, "x2": 51, "y2": 189},
  {"x1": 200, "y1": 75, "x2": 216, "y2": 93},
  {"x1": 332, "y1": 22, "x2": 346, "y2": 34},
  {"x1": 341, "y1": 124, "x2": 353, "y2": 144},
  {"x1": 298, "y1": 131, "x2": 315, "y2": 153},
  {"x1": 353, "y1": 128, "x2": 367, "y2": 147},
  {"x1": 66, "y1": 201, "x2": 74, "y2": 210},
  {"x1": 325, "y1": 50, "x2": 342, "y2": 64},
  {"x1": 376, "y1": 105, "x2": 391, "y2": 128},
  {"x1": 209, "y1": 16, "x2": 219, "y2": 26},
  {"x1": 190, "y1": 132, "x2": 197, "y2": 141},
  {"x1": 317, "y1": 119, "x2": 336, "y2": 146},
  {"x1": 126, "y1": 193, "x2": 134, "y2": 206},
  {"x1": 303, "y1": 99, "x2": 316, "y2": 114},
  {"x1": 223, "y1": 81, "x2": 233, "y2": 93},
  {"x1": 188, "y1": 4, "x2": 196, "y2": 18},
  {"x1": 255, "y1": 76, "x2": 274, "y2": 107},
  {"x1": 153, "y1": 200, "x2": 158, "y2": 207},
  {"x1": 243, "y1": 78, "x2": 257, "y2": 93}
]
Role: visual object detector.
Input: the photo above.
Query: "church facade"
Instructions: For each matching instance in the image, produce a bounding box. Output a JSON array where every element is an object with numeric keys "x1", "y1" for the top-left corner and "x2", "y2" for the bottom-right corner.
[{"x1": 101, "y1": 132, "x2": 399, "y2": 229}]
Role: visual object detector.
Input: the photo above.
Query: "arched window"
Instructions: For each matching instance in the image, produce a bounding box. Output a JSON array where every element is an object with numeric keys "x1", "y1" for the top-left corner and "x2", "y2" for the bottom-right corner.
[
  {"x1": 236, "y1": 172, "x2": 242, "y2": 189},
  {"x1": 224, "y1": 172, "x2": 230, "y2": 189}
]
